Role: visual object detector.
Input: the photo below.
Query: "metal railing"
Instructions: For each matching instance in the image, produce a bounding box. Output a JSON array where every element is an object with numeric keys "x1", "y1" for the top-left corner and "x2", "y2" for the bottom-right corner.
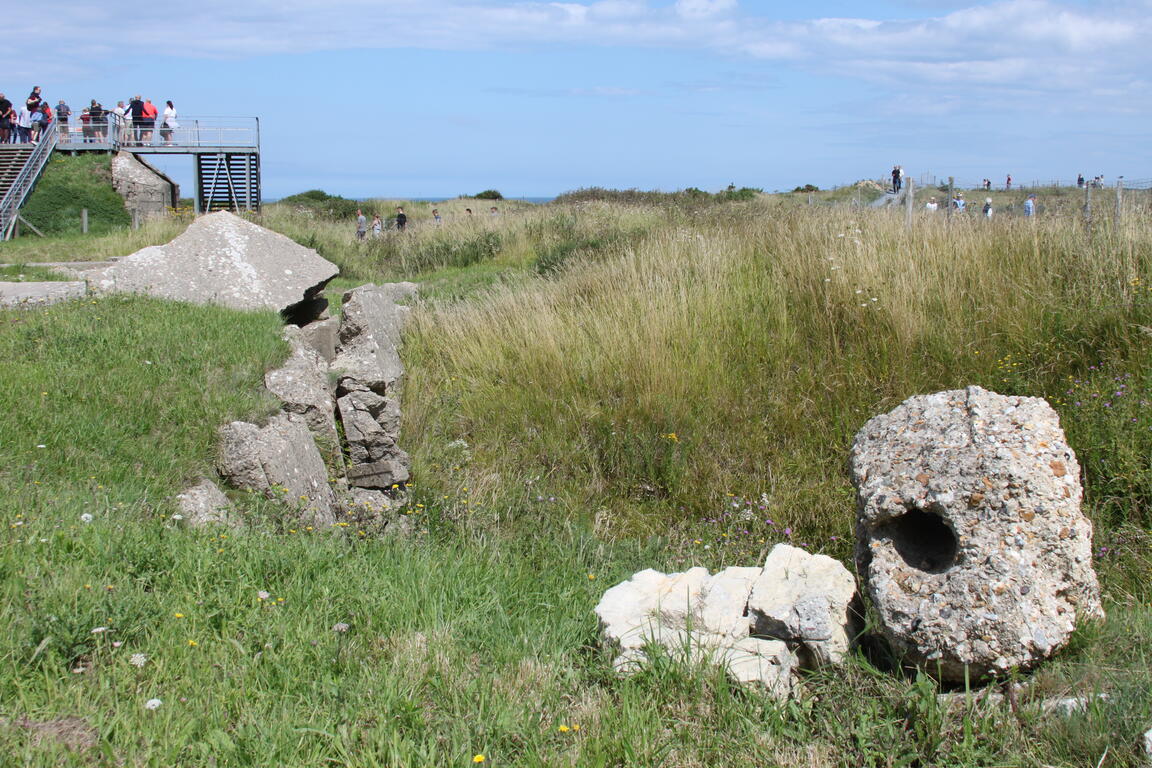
[
  {"x1": 56, "y1": 115, "x2": 259, "y2": 151},
  {"x1": 1, "y1": 121, "x2": 58, "y2": 240}
]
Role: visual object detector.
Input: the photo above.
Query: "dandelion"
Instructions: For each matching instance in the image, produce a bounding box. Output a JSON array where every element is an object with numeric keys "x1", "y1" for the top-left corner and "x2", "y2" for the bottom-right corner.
[
  {"x1": 187, "y1": 640, "x2": 198, "y2": 647},
  {"x1": 473, "y1": 756, "x2": 485, "y2": 764},
  {"x1": 129, "y1": 653, "x2": 148, "y2": 668},
  {"x1": 587, "y1": 574, "x2": 596, "y2": 580},
  {"x1": 558, "y1": 725, "x2": 570, "y2": 732},
  {"x1": 332, "y1": 622, "x2": 350, "y2": 633},
  {"x1": 572, "y1": 724, "x2": 581, "y2": 732},
  {"x1": 80, "y1": 513, "x2": 93, "y2": 524},
  {"x1": 144, "y1": 698, "x2": 162, "y2": 710},
  {"x1": 174, "y1": 613, "x2": 185, "y2": 619}
]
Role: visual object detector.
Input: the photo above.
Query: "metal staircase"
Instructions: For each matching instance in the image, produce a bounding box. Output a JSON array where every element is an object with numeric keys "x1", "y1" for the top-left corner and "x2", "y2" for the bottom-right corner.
[
  {"x1": 0, "y1": 122, "x2": 58, "y2": 240},
  {"x1": 195, "y1": 152, "x2": 260, "y2": 213}
]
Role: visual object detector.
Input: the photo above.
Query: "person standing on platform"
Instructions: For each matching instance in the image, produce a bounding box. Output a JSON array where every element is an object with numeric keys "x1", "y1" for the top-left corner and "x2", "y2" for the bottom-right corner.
[
  {"x1": 55, "y1": 99, "x2": 71, "y2": 139},
  {"x1": 0, "y1": 94, "x2": 11, "y2": 144},
  {"x1": 127, "y1": 95, "x2": 145, "y2": 145},
  {"x1": 141, "y1": 98, "x2": 159, "y2": 145},
  {"x1": 161, "y1": 100, "x2": 178, "y2": 145}
]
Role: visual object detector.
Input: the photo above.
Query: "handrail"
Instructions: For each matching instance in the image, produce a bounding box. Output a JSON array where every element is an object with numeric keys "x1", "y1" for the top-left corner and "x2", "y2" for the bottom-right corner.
[
  {"x1": 0, "y1": 121, "x2": 58, "y2": 240},
  {"x1": 57, "y1": 114, "x2": 259, "y2": 151}
]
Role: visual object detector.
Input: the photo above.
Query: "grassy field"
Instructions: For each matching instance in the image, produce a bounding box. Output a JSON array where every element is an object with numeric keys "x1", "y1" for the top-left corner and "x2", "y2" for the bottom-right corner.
[{"x1": 1, "y1": 190, "x2": 1151, "y2": 765}]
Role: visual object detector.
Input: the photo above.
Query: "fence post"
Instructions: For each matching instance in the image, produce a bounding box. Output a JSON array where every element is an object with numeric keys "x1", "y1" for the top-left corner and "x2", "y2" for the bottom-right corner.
[
  {"x1": 808, "y1": 192, "x2": 813, "y2": 206},
  {"x1": 132, "y1": 210, "x2": 140, "y2": 230},
  {"x1": 947, "y1": 177, "x2": 954, "y2": 222},
  {"x1": 81, "y1": 208, "x2": 88, "y2": 234},
  {"x1": 1116, "y1": 178, "x2": 1124, "y2": 223},
  {"x1": 1083, "y1": 183, "x2": 1092, "y2": 229},
  {"x1": 905, "y1": 178, "x2": 915, "y2": 227}
]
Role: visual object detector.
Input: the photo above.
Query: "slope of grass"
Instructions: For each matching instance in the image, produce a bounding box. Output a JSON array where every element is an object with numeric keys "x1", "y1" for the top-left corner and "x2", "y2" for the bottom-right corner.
[
  {"x1": 2, "y1": 197, "x2": 1152, "y2": 766},
  {"x1": 18, "y1": 154, "x2": 131, "y2": 236}
]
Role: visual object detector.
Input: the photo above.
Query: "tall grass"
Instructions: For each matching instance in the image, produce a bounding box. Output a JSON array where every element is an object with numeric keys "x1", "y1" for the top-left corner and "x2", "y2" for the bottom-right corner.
[{"x1": 402, "y1": 204, "x2": 1152, "y2": 553}]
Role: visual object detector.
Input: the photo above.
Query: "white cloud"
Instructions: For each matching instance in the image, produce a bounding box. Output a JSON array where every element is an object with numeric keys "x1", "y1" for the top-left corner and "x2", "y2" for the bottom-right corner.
[
  {"x1": 674, "y1": 0, "x2": 737, "y2": 20},
  {"x1": 3, "y1": 0, "x2": 1148, "y2": 112}
]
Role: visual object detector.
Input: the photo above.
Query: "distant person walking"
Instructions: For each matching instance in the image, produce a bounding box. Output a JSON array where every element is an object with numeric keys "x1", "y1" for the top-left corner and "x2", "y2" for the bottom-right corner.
[
  {"x1": 161, "y1": 100, "x2": 178, "y2": 145},
  {"x1": 395, "y1": 206, "x2": 407, "y2": 231},
  {"x1": 355, "y1": 209, "x2": 367, "y2": 240},
  {"x1": 1024, "y1": 195, "x2": 1036, "y2": 217},
  {"x1": 982, "y1": 198, "x2": 993, "y2": 218},
  {"x1": 1005, "y1": 174, "x2": 1012, "y2": 190},
  {"x1": 1077, "y1": 173, "x2": 1085, "y2": 188},
  {"x1": 371, "y1": 214, "x2": 382, "y2": 237},
  {"x1": 891, "y1": 165, "x2": 902, "y2": 194}
]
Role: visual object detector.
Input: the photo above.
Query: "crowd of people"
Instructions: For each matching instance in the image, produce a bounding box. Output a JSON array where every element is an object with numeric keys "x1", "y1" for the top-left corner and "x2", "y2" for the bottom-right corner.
[
  {"x1": 0, "y1": 86, "x2": 180, "y2": 146},
  {"x1": 354, "y1": 205, "x2": 501, "y2": 238}
]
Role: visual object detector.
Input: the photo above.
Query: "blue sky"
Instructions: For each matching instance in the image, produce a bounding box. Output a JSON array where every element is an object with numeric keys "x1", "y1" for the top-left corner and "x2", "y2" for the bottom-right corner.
[{"x1": 8, "y1": 0, "x2": 1150, "y2": 198}]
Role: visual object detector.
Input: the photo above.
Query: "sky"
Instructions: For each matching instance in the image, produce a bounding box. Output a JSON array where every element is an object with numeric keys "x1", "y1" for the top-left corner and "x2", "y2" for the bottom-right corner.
[{"x1": 6, "y1": 0, "x2": 1150, "y2": 198}]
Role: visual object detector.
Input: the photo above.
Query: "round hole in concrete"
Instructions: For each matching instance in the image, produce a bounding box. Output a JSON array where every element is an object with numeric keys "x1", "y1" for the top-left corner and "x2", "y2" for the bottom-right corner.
[{"x1": 882, "y1": 508, "x2": 958, "y2": 574}]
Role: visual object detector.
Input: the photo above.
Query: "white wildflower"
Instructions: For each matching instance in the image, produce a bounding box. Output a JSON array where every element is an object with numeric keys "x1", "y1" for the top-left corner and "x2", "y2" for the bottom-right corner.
[
  {"x1": 90, "y1": 626, "x2": 109, "y2": 634},
  {"x1": 80, "y1": 513, "x2": 93, "y2": 524},
  {"x1": 129, "y1": 653, "x2": 148, "y2": 667},
  {"x1": 171, "y1": 514, "x2": 184, "y2": 521},
  {"x1": 257, "y1": 590, "x2": 270, "y2": 600},
  {"x1": 144, "y1": 698, "x2": 162, "y2": 710},
  {"x1": 332, "y1": 622, "x2": 350, "y2": 633}
]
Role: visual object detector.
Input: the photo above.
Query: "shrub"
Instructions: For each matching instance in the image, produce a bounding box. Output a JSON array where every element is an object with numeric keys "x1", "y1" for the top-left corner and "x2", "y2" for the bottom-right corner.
[{"x1": 474, "y1": 189, "x2": 504, "y2": 200}]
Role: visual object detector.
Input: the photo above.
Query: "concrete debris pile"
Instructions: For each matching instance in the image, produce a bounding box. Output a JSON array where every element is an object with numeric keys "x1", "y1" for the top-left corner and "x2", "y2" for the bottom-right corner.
[
  {"x1": 179, "y1": 282, "x2": 418, "y2": 534},
  {"x1": 597, "y1": 386, "x2": 1105, "y2": 694},
  {"x1": 595, "y1": 544, "x2": 858, "y2": 699}
]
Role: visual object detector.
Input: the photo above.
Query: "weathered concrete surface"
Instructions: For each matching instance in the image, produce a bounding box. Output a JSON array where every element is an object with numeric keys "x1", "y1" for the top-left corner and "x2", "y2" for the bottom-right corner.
[
  {"x1": 216, "y1": 413, "x2": 337, "y2": 525},
  {"x1": 852, "y1": 386, "x2": 1103, "y2": 682},
  {"x1": 331, "y1": 283, "x2": 417, "y2": 391},
  {"x1": 87, "y1": 211, "x2": 338, "y2": 314},
  {"x1": 748, "y1": 544, "x2": 859, "y2": 666},
  {"x1": 111, "y1": 151, "x2": 178, "y2": 221},
  {"x1": 174, "y1": 478, "x2": 236, "y2": 527},
  {"x1": 265, "y1": 342, "x2": 339, "y2": 450},
  {"x1": 0, "y1": 281, "x2": 86, "y2": 308}
]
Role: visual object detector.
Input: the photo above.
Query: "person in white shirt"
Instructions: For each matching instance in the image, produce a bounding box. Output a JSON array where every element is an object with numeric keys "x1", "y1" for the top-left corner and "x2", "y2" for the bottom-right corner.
[
  {"x1": 924, "y1": 197, "x2": 938, "y2": 212},
  {"x1": 161, "y1": 100, "x2": 178, "y2": 145}
]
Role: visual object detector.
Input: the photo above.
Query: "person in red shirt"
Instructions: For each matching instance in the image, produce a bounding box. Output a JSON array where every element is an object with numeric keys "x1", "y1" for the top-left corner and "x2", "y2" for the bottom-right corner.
[{"x1": 141, "y1": 98, "x2": 159, "y2": 144}]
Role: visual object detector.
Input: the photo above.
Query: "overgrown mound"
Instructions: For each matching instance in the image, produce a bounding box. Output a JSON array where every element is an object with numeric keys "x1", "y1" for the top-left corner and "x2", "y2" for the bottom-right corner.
[{"x1": 21, "y1": 155, "x2": 131, "y2": 235}]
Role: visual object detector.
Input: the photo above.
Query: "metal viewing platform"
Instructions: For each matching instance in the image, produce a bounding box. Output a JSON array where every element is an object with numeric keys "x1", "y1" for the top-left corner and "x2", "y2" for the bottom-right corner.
[{"x1": 57, "y1": 115, "x2": 261, "y2": 213}]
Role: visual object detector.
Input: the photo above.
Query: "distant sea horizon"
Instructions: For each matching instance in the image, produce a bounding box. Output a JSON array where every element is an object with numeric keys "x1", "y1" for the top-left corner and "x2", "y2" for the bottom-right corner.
[{"x1": 263, "y1": 196, "x2": 555, "y2": 205}]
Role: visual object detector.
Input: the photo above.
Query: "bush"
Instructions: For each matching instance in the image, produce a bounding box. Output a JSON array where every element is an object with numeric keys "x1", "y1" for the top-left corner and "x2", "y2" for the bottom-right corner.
[
  {"x1": 278, "y1": 189, "x2": 364, "y2": 220},
  {"x1": 474, "y1": 189, "x2": 504, "y2": 200},
  {"x1": 793, "y1": 184, "x2": 820, "y2": 193}
]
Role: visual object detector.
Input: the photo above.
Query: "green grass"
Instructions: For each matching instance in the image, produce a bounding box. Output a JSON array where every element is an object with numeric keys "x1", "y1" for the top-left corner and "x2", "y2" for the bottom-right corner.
[
  {"x1": 2, "y1": 195, "x2": 1152, "y2": 765},
  {"x1": 18, "y1": 154, "x2": 131, "y2": 236}
]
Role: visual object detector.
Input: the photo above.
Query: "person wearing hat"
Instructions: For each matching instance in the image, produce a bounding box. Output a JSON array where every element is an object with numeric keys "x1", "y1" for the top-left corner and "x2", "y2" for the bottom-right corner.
[
  {"x1": 982, "y1": 197, "x2": 993, "y2": 218},
  {"x1": 1024, "y1": 195, "x2": 1036, "y2": 217},
  {"x1": 953, "y1": 192, "x2": 966, "y2": 212},
  {"x1": 925, "y1": 196, "x2": 938, "y2": 212}
]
